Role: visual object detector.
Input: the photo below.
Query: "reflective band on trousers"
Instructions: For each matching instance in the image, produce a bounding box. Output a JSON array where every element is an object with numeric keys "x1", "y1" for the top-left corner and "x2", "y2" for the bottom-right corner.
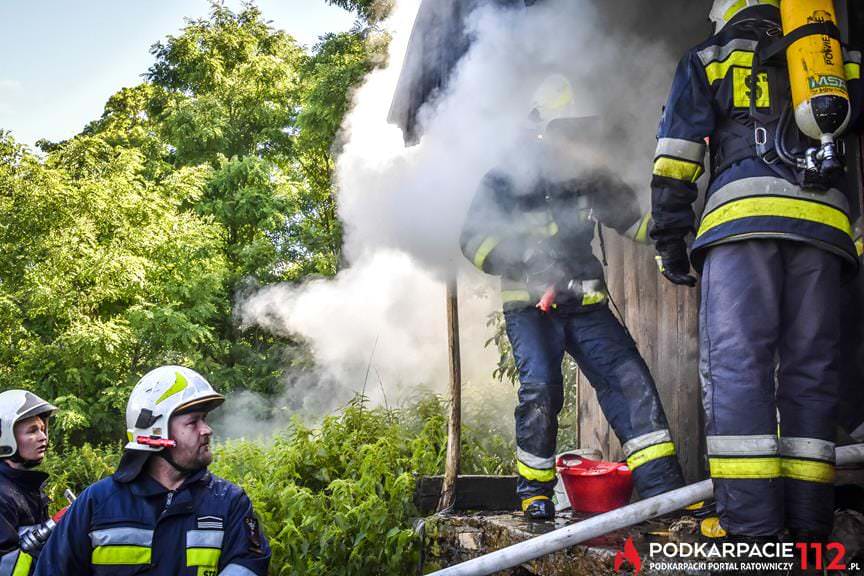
[
  {"x1": 521, "y1": 495, "x2": 550, "y2": 512},
  {"x1": 655, "y1": 138, "x2": 707, "y2": 164},
  {"x1": 90, "y1": 527, "x2": 154, "y2": 548},
  {"x1": 626, "y1": 442, "x2": 676, "y2": 470},
  {"x1": 702, "y1": 177, "x2": 850, "y2": 217},
  {"x1": 220, "y1": 564, "x2": 259, "y2": 576},
  {"x1": 779, "y1": 437, "x2": 835, "y2": 463},
  {"x1": 516, "y1": 448, "x2": 555, "y2": 470},
  {"x1": 92, "y1": 545, "x2": 152, "y2": 566},
  {"x1": 706, "y1": 434, "x2": 778, "y2": 456},
  {"x1": 622, "y1": 430, "x2": 673, "y2": 457},
  {"x1": 698, "y1": 197, "x2": 852, "y2": 239},
  {"x1": 653, "y1": 157, "x2": 703, "y2": 183},
  {"x1": 0, "y1": 550, "x2": 33, "y2": 576},
  {"x1": 709, "y1": 457, "x2": 781, "y2": 479},
  {"x1": 516, "y1": 460, "x2": 556, "y2": 483},
  {"x1": 781, "y1": 459, "x2": 835, "y2": 484}
]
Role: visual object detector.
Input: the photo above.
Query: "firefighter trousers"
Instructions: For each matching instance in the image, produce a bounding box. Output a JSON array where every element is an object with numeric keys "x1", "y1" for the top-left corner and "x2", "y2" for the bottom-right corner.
[
  {"x1": 504, "y1": 304, "x2": 685, "y2": 508},
  {"x1": 701, "y1": 240, "x2": 843, "y2": 537}
]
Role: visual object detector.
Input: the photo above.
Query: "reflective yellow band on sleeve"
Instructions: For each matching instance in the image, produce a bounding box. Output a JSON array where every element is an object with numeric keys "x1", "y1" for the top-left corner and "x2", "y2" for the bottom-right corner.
[
  {"x1": 473, "y1": 237, "x2": 501, "y2": 270},
  {"x1": 501, "y1": 290, "x2": 532, "y2": 304},
  {"x1": 653, "y1": 157, "x2": 704, "y2": 183},
  {"x1": 709, "y1": 457, "x2": 781, "y2": 479},
  {"x1": 521, "y1": 495, "x2": 550, "y2": 511},
  {"x1": 781, "y1": 458, "x2": 835, "y2": 484},
  {"x1": 582, "y1": 290, "x2": 608, "y2": 307},
  {"x1": 697, "y1": 197, "x2": 852, "y2": 239},
  {"x1": 92, "y1": 545, "x2": 152, "y2": 566},
  {"x1": 846, "y1": 63, "x2": 861, "y2": 81},
  {"x1": 187, "y1": 547, "x2": 222, "y2": 567},
  {"x1": 517, "y1": 461, "x2": 556, "y2": 483},
  {"x1": 626, "y1": 442, "x2": 676, "y2": 470},
  {"x1": 704, "y1": 51, "x2": 755, "y2": 84},
  {"x1": 12, "y1": 552, "x2": 32, "y2": 576},
  {"x1": 634, "y1": 213, "x2": 652, "y2": 243},
  {"x1": 856, "y1": 238, "x2": 863, "y2": 257}
]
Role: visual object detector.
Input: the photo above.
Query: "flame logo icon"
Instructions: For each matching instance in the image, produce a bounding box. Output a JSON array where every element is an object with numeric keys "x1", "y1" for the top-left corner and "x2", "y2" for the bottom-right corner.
[{"x1": 614, "y1": 536, "x2": 642, "y2": 574}]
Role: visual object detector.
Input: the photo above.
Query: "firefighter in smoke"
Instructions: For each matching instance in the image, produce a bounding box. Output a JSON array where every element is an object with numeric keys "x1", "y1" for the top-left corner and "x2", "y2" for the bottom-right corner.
[
  {"x1": 461, "y1": 75, "x2": 686, "y2": 520},
  {"x1": 0, "y1": 390, "x2": 61, "y2": 576},
  {"x1": 651, "y1": 0, "x2": 862, "y2": 541},
  {"x1": 34, "y1": 366, "x2": 271, "y2": 576}
]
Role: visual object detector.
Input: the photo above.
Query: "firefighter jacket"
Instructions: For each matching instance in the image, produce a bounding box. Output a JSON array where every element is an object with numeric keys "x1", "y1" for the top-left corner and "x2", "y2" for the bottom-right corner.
[
  {"x1": 651, "y1": 5, "x2": 863, "y2": 271},
  {"x1": 461, "y1": 168, "x2": 650, "y2": 311},
  {"x1": 0, "y1": 461, "x2": 49, "y2": 576},
  {"x1": 33, "y1": 467, "x2": 270, "y2": 576}
]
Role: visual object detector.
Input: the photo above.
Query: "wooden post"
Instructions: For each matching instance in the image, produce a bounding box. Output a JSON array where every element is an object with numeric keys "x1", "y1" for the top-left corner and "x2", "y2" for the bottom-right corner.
[{"x1": 438, "y1": 278, "x2": 462, "y2": 512}]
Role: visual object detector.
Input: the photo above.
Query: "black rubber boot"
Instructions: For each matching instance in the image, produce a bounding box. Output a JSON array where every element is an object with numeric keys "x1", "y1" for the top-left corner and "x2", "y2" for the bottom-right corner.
[{"x1": 523, "y1": 498, "x2": 555, "y2": 521}]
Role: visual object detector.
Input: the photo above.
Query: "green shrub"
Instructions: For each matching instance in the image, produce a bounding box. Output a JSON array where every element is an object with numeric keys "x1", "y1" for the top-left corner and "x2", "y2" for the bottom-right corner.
[{"x1": 44, "y1": 395, "x2": 513, "y2": 575}]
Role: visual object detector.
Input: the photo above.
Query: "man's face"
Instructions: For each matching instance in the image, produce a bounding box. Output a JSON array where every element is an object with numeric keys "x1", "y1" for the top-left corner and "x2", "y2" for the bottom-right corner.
[
  {"x1": 13, "y1": 415, "x2": 48, "y2": 465},
  {"x1": 166, "y1": 411, "x2": 213, "y2": 470}
]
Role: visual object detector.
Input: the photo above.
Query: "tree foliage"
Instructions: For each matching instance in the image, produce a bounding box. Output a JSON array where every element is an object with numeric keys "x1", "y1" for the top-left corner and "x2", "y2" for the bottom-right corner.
[{"x1": 0, "y1": 1, "x2": 385, "y2": 442}]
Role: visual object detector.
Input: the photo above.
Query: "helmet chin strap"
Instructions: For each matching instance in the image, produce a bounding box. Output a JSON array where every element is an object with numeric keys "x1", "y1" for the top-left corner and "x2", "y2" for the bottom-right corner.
[
  {"x1": 9, "y1": 453, "x2": 42, "y2": 469},
  {"x1": 156, "y1": 449, "x2": 202, "y2": 475}
]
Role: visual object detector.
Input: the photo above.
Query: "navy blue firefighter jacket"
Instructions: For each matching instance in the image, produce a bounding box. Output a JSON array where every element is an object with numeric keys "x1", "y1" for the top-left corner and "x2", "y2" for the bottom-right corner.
[{"x1": 33, "y1": 467, "x2": 270, "y2": 576}]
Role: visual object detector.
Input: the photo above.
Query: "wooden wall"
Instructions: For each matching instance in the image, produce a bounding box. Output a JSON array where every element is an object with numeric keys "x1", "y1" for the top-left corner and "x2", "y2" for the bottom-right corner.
[{"x1": 573, "y1": 234, "x2": 704, "y2": 484}]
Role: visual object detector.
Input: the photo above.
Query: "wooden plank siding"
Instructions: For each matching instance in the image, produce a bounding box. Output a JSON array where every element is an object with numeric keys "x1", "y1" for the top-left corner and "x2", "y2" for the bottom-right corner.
[{"x1": 572, "y1": 233, "x2": 704, "y2": 484}]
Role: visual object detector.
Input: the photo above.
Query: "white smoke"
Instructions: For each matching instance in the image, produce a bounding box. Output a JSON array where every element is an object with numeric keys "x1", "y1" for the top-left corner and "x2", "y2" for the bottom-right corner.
[{"x1": 230, "y1": 0, "x2": 711, "y2": 435}]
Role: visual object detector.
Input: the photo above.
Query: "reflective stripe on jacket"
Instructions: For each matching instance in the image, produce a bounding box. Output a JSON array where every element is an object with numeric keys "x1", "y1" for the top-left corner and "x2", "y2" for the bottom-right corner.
[
  {"x1": 461, "y1": 169, "x2": 648, "y2": 311},
  {"x1": 0, "y1": 462, "x2": 48, "y2": 576},
  {"x1": 651, "y1": 5, "x2": 862, "y2": 271},
  {"x1": 33, "y1": 468, "x2": 270, "y2": 576}
]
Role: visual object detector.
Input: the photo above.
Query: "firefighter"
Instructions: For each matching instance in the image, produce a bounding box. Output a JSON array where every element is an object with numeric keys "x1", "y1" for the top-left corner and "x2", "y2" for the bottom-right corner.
[
  {"x1": 461, "y1": 75, "x2": 686, "y2": 520},
  {"x1": 651, "y1": 0, "x2": 862, "y2": 540},
  {"x1": 34, "y1": 366, "x2": 271, "y2": 576},
  {"x1": 0, "y1": 391, "x2": 58, "y2": 576}
]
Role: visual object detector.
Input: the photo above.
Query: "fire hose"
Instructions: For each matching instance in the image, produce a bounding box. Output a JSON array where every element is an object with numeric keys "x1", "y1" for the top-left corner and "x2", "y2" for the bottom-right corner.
[
  {"x1": 427, "y1": 444, "x2": 864, "y2": 576},
  {"x1": 20, "y1": 489, "x2": 77, "y2": 556}
]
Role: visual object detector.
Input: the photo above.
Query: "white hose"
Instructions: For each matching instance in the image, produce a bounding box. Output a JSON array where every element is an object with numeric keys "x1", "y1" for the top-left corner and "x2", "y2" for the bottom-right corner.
[{"x1": 428, "y1": 443, "x2": 864, "y2": 576}]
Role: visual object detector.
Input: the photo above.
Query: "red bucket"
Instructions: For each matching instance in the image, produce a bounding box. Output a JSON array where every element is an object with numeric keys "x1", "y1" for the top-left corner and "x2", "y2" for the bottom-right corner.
[{"x1": 557, "y1": 454, "x2": 633, "y2": 513}]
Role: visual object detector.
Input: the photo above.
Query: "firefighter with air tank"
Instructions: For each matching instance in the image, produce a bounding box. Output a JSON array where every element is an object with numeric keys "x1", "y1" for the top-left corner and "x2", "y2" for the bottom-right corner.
[
  {"x1": 651, "y1": 0, "x2": 862, "y2": 542},
  {"x1": 33, "y1": 366, "x2": 271, "y2": 576}
]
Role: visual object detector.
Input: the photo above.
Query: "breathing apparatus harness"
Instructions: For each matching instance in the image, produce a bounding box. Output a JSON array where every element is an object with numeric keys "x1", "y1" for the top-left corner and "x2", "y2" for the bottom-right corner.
[{"x1": 711, "y1": 17, "x2": 849, "y2": 191}]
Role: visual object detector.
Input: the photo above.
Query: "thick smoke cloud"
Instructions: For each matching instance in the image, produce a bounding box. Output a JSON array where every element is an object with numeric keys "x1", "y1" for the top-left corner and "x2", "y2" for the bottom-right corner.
[{"x1": 228, "y1": 0, "x2": 712, "y2": 437}]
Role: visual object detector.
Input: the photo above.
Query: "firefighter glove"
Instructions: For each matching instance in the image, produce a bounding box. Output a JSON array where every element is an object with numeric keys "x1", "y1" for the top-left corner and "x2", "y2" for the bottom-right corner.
[{"x1": 655, "y1": 239, "x2": 697, "y2": 287}]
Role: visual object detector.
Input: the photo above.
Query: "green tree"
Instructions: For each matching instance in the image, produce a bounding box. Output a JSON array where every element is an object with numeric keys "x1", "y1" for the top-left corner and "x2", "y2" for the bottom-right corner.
[{"x1": 0, "y1": 133, "x2": 227, "y2": 444}]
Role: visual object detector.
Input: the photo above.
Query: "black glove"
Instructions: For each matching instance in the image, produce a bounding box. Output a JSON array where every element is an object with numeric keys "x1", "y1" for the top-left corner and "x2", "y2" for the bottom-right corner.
[{"x1": 655, "y1": 239, "x2": 697, "y2": 287}]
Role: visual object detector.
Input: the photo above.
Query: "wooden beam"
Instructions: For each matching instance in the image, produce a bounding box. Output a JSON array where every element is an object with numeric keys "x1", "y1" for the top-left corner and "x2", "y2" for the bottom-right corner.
[
  {"x1": 438, "y1": 279, "x2": 463, "y2": 512},
  {"x1": 417, "y1": 476, "x2": 520, "y2": 514}
]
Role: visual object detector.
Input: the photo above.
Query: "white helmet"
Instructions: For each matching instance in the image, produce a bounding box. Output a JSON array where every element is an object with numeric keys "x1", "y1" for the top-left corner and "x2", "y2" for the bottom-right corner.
[
  {"x1": 710, "y1": 0, "x2": 779, "y2": 33},
  {"x1": 0, "y1": 390, "x2": 57, "y2": 458},
  {"x1": 125, "y1": 366, "x2": 224, "y2": 453}
]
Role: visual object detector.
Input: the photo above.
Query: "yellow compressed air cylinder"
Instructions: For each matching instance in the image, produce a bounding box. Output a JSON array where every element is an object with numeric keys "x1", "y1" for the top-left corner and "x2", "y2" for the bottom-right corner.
[{"x1": 781, "y1": 0, "x2": 850, "y2": 141}]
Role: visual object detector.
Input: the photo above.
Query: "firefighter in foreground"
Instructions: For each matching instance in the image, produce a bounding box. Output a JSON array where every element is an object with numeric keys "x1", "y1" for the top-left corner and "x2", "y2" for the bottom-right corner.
[
  {"x1": 651, "y1": 0, "x2": 862, "y2": 541},
  {"x1": 0, "y1": 390, "x2": 60, "y2": 576},
  {"x1": 461, "y1": 75, "x2": 686, "y2": 520},
  {"x1": 34, "y1": 366, "x2": 271, "y2": 576}
]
